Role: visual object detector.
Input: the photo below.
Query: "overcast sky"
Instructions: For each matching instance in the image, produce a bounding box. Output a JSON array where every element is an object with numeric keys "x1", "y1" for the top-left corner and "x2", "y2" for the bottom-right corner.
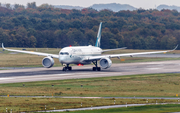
[{"x1": 1, "y1": 0, "x2": 180, "y2": 9}]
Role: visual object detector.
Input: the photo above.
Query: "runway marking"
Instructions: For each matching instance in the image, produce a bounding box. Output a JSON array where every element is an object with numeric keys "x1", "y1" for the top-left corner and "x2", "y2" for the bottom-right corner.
[
  {"x1": 148, "y1": 68, "x2": 161, "y2": 70},
  {"x1": 139, "y1": 62, "x2": 173, "y2": 65},
  {"x1": 0, "y1": 72, "x2": 116, "y2": 80},
  {"x1": 0, "y1": 78, "x2": 13, "y2": 80},
  {"x1": 0, "y1": 72, "x2": 122, "y2": 84}
]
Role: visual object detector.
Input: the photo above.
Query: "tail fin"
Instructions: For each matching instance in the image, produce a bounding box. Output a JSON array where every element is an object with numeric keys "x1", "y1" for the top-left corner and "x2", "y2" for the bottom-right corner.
[{"x1": 95, "y1": 22, "x2": 102, "y2": 47}]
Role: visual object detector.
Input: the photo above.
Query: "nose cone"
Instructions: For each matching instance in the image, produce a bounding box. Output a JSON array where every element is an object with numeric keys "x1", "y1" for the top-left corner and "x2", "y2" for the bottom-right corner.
[{"x1": 59, "y1": 56, "x2": 66, "y2": 63}]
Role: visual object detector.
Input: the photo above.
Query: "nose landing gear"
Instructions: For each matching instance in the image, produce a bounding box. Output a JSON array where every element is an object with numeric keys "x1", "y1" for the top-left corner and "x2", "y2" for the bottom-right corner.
[{"x1": 62, "y1": 64, "x2": 72, "y2": 71}]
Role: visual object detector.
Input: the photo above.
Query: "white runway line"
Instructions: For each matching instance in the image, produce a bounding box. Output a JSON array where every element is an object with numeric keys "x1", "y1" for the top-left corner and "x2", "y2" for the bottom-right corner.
[
  {"x1": 148, "y1": 68, "x2": 161, "y2": 70},
  {"x1": 0, "y1": 78, "x2": 13, "y2": 80}
]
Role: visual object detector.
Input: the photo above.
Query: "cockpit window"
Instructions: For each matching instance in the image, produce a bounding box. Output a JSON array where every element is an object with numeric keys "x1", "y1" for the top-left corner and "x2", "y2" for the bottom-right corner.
[{"x1": 60, "y1": 52, "x2": 69, "y2": 55}]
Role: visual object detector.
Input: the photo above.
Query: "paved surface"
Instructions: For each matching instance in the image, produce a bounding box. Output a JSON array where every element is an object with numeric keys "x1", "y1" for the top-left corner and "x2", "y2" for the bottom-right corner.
[
  {"x1": 0, "y1": 60, "x2": 180, "y2": 84},
  {"x1": 38, "y1": 103, "x2": 173, "y2": 112},
  {"x1": 38, "y1": 104, "x2": 148, "y2": 112}
]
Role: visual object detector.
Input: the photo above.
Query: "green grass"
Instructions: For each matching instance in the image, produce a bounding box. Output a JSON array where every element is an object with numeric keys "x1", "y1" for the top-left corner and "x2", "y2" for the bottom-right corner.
[
  {"x1": 1, "y1": 73, "x2": 180, "y2": 112},
  {"x1": 1, "y1": 73, "x2": 180, "y2": 97},
  {"x1": 0, "y1": 97, "x2": 177, "y2": 112}
]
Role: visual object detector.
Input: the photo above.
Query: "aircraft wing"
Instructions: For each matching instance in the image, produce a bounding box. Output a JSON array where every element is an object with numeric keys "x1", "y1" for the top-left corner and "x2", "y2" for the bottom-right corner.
[
  {"x1": 2, "y1": 43, "x2": 59, "y2": 58},
  {"x1": 84, "y1": 45, "x2": 178, "y2": 61}
]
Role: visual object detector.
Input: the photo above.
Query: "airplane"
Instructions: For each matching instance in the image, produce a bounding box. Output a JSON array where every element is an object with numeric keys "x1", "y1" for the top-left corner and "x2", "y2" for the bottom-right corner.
[{"x1": 1, "y1": 22, "x2": 178, "y2": 71}]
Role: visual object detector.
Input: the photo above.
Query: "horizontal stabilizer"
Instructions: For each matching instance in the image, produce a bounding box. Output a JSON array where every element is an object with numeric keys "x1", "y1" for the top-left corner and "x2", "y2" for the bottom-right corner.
[{"x1": 102, "y1": 47, "x2": 127, "y2": 53}]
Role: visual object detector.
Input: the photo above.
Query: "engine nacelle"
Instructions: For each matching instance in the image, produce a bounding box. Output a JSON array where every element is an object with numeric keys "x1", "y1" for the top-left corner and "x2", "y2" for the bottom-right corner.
[
  {"x1": 99, "y1": 58, "x2": 112, "y2": 69},
  {"x1": 42, "y1": 57, "x2": 54, "y2": 68}
]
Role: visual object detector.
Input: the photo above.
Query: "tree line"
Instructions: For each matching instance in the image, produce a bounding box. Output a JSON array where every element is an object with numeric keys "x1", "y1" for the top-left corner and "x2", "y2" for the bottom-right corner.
[{"x1": 0, "y1": 2, "x2": 179, "y2": 49}]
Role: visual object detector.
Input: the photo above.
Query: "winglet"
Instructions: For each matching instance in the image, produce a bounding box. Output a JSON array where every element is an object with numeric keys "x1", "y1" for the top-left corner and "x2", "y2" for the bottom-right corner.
[
  {"x1": 168, "y1": 45, "x2": 178, "y2": 52},
  {"x1": 173, "y1": 45, "x2": 178, "y2": 51},
  {"x1": 2, "y1": 43, "x2": 5, "y2": 49}
]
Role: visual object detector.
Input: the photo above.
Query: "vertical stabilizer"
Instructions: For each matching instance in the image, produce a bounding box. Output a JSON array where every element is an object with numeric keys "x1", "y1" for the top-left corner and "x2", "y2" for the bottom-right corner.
[{"x1": 95, "y1": 22, "x2": 102, "y2": 47}]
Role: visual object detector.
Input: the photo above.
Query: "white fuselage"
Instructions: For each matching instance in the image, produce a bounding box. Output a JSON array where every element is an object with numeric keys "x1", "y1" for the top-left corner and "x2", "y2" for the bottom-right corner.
[{"x1": 59, "y1": 45, "x2": 102, "y2": 65}]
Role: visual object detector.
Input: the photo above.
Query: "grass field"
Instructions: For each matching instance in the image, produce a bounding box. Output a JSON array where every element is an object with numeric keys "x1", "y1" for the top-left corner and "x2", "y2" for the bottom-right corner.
[
  {"x1": 0, "y1": 97, "x2": 177, "y2": 113},
  {"x1": 1, "y1": 73, "x2": 180, "y2": 112},
  {"x1": 1, "y1": 73, "x2": 180, "y2": 97},
  {"x1": 0, "y1": 47, "x2": 180, "y2": 67}
]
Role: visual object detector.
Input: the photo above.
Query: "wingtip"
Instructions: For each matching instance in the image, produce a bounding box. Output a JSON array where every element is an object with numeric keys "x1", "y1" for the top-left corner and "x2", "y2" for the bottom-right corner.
[
  {"x1": 2, "y1": 43, "x2": 4, "y2": 49},
  {"x1": 174, "y1": 45, "x2": 178, "y2": 50}
]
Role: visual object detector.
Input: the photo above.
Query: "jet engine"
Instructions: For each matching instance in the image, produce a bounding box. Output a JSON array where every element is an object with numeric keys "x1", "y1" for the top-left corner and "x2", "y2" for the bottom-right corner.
[
  {"x1": 42, "y1": 57, "x2": 54, "y2": 68},
  {"x1": 99, "y1": 58, "x2": 112, "y2": 69}
]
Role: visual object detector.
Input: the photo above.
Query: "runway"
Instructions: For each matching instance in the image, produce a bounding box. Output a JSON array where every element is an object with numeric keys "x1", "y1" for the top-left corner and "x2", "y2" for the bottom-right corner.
[
  {"x1": 38, "y1": 104, "x2": 148, "y2": 112},
  {"x1": 0, "y1": 60, "x2": 180, "y2": 84}
]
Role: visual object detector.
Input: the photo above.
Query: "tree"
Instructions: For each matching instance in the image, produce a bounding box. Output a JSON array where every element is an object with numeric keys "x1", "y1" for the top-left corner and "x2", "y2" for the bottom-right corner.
[
  {"x1": 27, "y1": 2, "x2": 37, "y2": 9},
  {"x1": 130, "y1": 35, "x2": 143, "y2": 49},
  {"x1": 160, "y1": 35, "x2": 177, "y2": 49},
  {"x1": 67, "y1": 28, "x2": 84, "y2": 46},
  {"x1": 115, "y1": 33, "x2": 124, "y2": 48},
  {"x1": 101, "y1": 31, "x2": 115, "y2": 49},
  {"x1": 5, "y1": 3, "x2": 11, "y2": 9},
  {"x1": 39, "y1": 4, "x2": 54, "y2": 8},
  {"x1": 14, "y1": 4, "x2": 25, "y2": 10},
  {"x1": 109, "y1": 38, "x2": 119, "y2": 49},
  {"x1": 144, "y1": 36, "x2": 157, "y2": 49},
  {"x1": 29, "y1": 36, "x2": 37, "y2": 47},
  {"x1": 85, "y1": 29, "x2": 96, "y2": 46},
  {"x1": 53, "y1": 29, "x2": 69, "y2": 48},
  {"x1": 15, "y1": 27, "x2": 28, "y2": 47}
]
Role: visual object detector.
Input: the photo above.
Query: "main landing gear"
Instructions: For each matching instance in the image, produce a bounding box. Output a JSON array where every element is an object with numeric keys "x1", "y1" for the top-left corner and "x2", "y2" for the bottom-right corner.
[
  {"x1": 62, "y1": 64, "x2": 72, "y2": 71},
  {"x1": 92, "y1": 60, "x2": 101, "y2": 71}
]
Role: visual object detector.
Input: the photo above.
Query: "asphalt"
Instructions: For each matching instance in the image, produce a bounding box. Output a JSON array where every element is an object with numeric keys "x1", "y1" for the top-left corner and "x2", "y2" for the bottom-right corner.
[
  {"x1": 0, "y1": 60, "x2": 180, "y2": 84},
  {"x1": 37, "y1": 104, "x2": 149, "y2": 112}
]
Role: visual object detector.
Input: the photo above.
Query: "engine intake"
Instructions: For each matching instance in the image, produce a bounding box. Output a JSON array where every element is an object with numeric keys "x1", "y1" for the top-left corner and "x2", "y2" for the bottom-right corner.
[
  {"x1": 42, "y1": 57, "x2": 54, "y2": 68},
  {"x1": 99, "y1": 58, "x2": 112, "y2": 69}
]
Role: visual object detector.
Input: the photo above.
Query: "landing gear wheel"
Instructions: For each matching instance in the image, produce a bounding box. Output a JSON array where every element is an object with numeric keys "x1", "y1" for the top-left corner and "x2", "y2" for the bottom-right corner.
[
  {"x1": 68, "y1": 67, "x2": 72, "y2": 71},
  {"x1": 97, "y1": 67, "x2": 101, "y2": 71},
  {"x1": 93, "y1": 67, "x2": 96, "y2": 71},
  {"x1": 62, "y1": 67, "x2": 67, "y2": 71},
  {"x1": 62, "y1": 64, "x2": 72, "y2": 71},
  {"x1": 92, "y1": 67, "x2": 101, "y2": 71}
]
